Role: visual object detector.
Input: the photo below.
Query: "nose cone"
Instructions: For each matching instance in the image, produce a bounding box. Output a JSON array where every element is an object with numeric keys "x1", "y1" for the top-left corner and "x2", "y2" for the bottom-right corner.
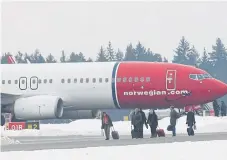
[{"x1": 215, "y1": 80, "x2": 227, "y2": 97}]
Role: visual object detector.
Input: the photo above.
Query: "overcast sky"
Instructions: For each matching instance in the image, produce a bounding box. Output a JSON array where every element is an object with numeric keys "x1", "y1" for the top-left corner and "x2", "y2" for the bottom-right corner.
[{"x1": 1, "y1": 1, "x2": 227, "y2": 62}]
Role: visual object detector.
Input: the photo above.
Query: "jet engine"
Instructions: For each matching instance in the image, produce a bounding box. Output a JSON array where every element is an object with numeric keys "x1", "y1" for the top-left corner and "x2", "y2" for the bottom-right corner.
[
  {"x1": 60, "y1": 109, "x2": 101, "y2": 119},
  {"x1": 13, "y1": 95, "x2": 64, "y2": 120}
]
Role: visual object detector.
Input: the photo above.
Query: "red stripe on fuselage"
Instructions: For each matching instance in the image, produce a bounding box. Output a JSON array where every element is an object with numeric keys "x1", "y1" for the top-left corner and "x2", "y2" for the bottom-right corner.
[{"x1": 115, "y1": 62, "x2": 204, "y2": 109}]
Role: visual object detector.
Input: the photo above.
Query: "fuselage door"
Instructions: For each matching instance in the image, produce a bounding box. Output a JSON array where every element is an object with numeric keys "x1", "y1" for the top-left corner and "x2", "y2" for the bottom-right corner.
[
  {"x1": 19, "y1": 77, "x2": 27, "y2": 90},
  {"x1": 30, "y1": 76, "x2": 38, "y2": 90},
  {"x1": 166, "y1": 70, "x2": 176, "y2": 91}
]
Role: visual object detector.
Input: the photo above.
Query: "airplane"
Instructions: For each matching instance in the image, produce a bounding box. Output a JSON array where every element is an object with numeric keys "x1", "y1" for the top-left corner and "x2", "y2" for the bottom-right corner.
[{"x1": 1, "y1": 61, "x2": 227, "y2": 126}]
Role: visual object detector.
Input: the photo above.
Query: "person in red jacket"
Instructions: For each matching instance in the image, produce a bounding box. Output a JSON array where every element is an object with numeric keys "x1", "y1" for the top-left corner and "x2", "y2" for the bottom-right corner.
[{"x1": 101, "y1": 112, "x2": 113, "y2": 140}]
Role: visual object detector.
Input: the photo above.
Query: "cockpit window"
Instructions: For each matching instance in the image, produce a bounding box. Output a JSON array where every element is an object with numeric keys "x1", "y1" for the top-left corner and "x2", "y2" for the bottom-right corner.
[
  {"x1": 189, "y1": 74, "x2": 197, "y2": 80},
  {"x1": 197, "y1": 74, "x2": 204, "y2": 80},
  {"x1": 203, "y1": 73, "x2": 212, "y2": 79}
]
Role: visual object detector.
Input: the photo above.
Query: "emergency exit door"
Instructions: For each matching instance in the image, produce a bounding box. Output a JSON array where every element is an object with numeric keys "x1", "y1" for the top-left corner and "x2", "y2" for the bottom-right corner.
[{"x1": 166, "y1": 70, "x2": 176, "y2": 90}]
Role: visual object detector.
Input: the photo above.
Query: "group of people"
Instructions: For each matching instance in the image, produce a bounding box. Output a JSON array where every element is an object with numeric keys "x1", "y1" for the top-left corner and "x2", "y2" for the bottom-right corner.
[
  {"x1": 213, "y1": 100, "x2": 226, "y2": 117},
  {"x1": 100, "y1": 105, "x2": 198, "y2": 140},
  {"x1": 168, "y1": 106, "x2": 196, "y2": 136},
  {"x1": 130, "y1": 108, "x2": 158, "y2": 138}
]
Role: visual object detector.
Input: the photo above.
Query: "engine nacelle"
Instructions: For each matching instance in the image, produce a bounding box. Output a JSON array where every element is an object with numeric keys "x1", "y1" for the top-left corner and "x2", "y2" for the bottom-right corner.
[
  {"x1": 60, "y1": 109, "x2": 101, "y2": 119},
  {"x1": 14, "y1": 95, "x2": 64, "y2": 120}
]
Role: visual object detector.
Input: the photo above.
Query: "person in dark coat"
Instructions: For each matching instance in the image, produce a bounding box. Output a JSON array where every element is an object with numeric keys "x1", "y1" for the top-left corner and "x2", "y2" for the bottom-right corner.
[
  {"x1": 186, "y1": 107, "x2": 196, "y2": 135},
  {"x1": 170, "y1": 106, "x2": 180, "y2": 136},
  {"x1": 138, "y1": 108, "x2": 148, "y2": 138},
  {"x1": 101, "y1": 112, "x2": 113, "y2": 140},
  {"x1": 131, "y1": 108, "x2": 143, "y2": 138},
  {"x1": 221, "y1": 101, "x2": 227, "y2": 116},
  {"x1": 147, "y1": 109, "x2": 158, "y2": 138},
  {"x1": 213, "y1": 100, "x2": 219, "y2": 117}
]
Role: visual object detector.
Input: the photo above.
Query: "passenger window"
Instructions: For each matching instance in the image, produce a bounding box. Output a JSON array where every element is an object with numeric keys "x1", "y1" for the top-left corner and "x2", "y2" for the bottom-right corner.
[
  {"x1": 68, "y1": 79, "x2": 71, "y2": 83},
  {"x1": 2, "y1": 80, "x2": 5, "y2": 84},
  {"x1": 134, "y1": 77, "x2": 139, "y2": 82},
  {"x1": 49, "y1": 79, "x2": 53, "y2": 83},
  {"x1": 128, "y1": 77, "x2": 132, "y2": 82},
  {"x1": 117, "y1": 77, "x2": 121, "y2": 82},
  {"x1": 61, "y1": 79, "x2": 65, "y2": 83},
  {"x1": 74, "y1": 78, "x2": 77, "y2": 83},
  {"x1": 80, "y1": 78, "x2": 83, "y2": 83},
  {"x1": 38, "y1": 79, "x2": 42, "y2": 84},
  {"x1": 197, "y1": 74, "x2": 204, "y2": 80},
  {"x1": 15, "y1": 80, "x2": 18, "y2": 84},
  {"x1": 86, "y1": 78, "x2": 89, "y2": 83},
  {"x1": 8, "y1": 80, "x2": 11, "y2": 84},
  {"x1": 140, "y1": 77, "x2": 144, "y2": 82},
  {"x1": 105, "y1": 78, "x2": 108, "y2": 83},
  {"x1": 92, "y1": 78, "x2": 96, "y2": 83},
  {"x1": 44, "y1": 79, "x2": 47, "y2": 83},
  {"x1": 189, "y1": 74, "x2": 197, "y2": 80},
  {"x1": 146, "y1": 77, "x2": 150, "y2": 82},
  {"x1": 99, "y1": 78, "x2": 102, "y2": 83},
  {"x1": 123, "y1": 77, "x2": 127, "y2": 83}
]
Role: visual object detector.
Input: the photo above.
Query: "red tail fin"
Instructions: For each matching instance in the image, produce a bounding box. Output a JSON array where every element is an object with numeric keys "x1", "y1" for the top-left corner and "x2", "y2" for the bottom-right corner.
[{"x1": 7, "y1": 55, "x2": 16, "y2": 64}]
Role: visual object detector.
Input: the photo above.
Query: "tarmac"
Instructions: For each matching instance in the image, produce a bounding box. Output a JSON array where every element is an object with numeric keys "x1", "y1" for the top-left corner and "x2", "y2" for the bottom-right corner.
[{"x1": 2, "y1": 132, "x2": 227, "y2": 152}]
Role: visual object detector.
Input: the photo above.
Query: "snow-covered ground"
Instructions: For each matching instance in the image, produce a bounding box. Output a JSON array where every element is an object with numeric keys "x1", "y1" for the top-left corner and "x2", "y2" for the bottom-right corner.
[
  {"x1": 1, "y1": 115, "x2": 227, "y2": 137},
  {"x1": 1, "y1": 140, "x2": 226, "y2": 159},
  {"x1": 1, "y1": 136, "x2": 21, "y2": 145}
]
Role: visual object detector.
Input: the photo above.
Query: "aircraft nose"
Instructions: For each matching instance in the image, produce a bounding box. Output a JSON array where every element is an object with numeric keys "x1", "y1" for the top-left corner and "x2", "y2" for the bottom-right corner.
[{"x1": 215, "y1": 80, "x2": 227, "y2": 97}]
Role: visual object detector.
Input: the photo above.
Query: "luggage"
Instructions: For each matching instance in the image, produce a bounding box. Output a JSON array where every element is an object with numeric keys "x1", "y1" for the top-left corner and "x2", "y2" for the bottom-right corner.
[
  {"x1": 131, "y1": 126, "x2": 137, "y2": 139},
  {"x1": 156, "y1": 128, "x2": 165, "y2": 137},
  {"x1": 167, "y1": 125, "x2": 173, "y2": 131},
  {"x1": 111, "y1": 127, "x2": 119, "y2": 140},
  {"x1": 187, "y1": 127, "x2": 194, "y2": 136}
]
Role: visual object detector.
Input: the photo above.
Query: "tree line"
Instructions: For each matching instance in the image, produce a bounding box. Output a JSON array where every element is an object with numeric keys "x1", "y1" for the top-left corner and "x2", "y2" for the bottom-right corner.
[{"x1": 1, "y1": 36, "x2": 227, "y2": 101}]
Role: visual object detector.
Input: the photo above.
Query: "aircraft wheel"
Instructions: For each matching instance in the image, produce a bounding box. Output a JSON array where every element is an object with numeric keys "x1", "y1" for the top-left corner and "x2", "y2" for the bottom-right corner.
[{"x1": 1, "y1": 115, "x2": 5, "y2": 126}]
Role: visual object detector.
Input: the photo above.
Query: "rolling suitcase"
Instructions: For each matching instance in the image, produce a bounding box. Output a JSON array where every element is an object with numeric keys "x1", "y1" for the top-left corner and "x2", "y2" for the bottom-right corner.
[
  {"x1": 111, "y1": 127, "x2": 119, "y2": 140},
  {"x1": 131, "y1": 126, "x2": 136, "y2": 139},
  {"x1": 156, "y1": 128, "x2": 165, "y2": 137},
  {"x1": 187, "y1": 127, "x2": 194, "y2": 136}
]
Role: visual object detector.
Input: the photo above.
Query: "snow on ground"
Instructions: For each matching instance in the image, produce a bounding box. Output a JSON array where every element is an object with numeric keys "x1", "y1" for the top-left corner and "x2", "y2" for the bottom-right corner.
[
  {"x1": 1, "y1": 115, "x2": 227, "y2": 137},
  {"x1": 1, "y1": 140, "x2": 226, "y2": 160},
  {"x1": 1, "y1": 136, "x2": 21, "y2": 145}
]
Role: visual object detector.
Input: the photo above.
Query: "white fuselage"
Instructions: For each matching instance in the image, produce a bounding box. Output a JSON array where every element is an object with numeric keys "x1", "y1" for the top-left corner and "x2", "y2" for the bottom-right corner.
[{"x1": 1, "y1": 62, "x2": 118, "y2": 110}]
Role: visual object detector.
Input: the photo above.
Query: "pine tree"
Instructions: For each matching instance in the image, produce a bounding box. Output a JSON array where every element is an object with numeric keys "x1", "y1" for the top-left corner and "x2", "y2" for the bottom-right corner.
[
  {"x1": 46, "y1": 53, "x2": 57, "y2": 63},
  {"x1": 115, "y1": 49, "x2": 124, "y2": 61},
  {"x1": 163, "y1": 57, "x2": 168, "y2": 62},
  {"x1": 78, "y1": 52, "x2": 86, "y2": 62},
  {"x1": 186, "y1": 45, "x2": 200, "y2": 66},
  {"x1": 199, "y1": 48, "x2": 213, "y2": 74},
  {"x1": 135, "y1": 42, "x2": 146, "y2": 61},
  {"x1": 96, "y1": 46, "x2": 108, "y2": 62},
  {"x1": 60, "y1": 50, "x2": 66, "y2": 63},
  {"x1": 86, "y1": 57, "x2": 93, "y2": 62},
  {"x1": 209, "y1": 38, "x2": 227, "y2": 63},
  {"x1": 152, "y1": 53, "x2": 163, "y2": 62},
  {"x1": 209, "y1": 38, "x2": 227, "y2": 82},
  {"x1": 106, "y1": 41, "x2": 115, "y2": 61},
  {"x1": 172, "y1": 36, "x2": 191, "y2": 64},
  {"x1": 124, "y1": 43, "x2": 136, "y2": 61}
]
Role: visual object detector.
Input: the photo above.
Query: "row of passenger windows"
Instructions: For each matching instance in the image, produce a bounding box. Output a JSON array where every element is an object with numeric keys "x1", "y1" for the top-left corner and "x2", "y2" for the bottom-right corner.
[
  {"x1": 1, "y1": 77, "x2": 151, "y2": 85},
  {"x1": 189, "y1": 73, "x2": 212, "y2": 80}
]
